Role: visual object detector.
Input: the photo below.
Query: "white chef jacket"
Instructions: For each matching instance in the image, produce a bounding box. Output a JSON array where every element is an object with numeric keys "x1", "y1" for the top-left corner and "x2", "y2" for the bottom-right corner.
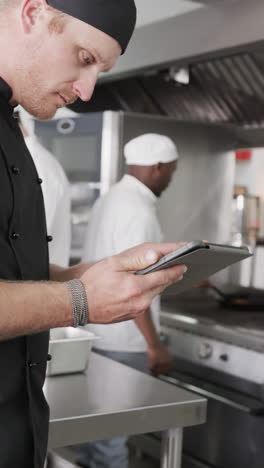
[
  {"x1": 82, "y1": 174, "x2": 163, "y2": 352},
  {"x1": 24, "y1": 136, "x2": 71, "y2": 267}
]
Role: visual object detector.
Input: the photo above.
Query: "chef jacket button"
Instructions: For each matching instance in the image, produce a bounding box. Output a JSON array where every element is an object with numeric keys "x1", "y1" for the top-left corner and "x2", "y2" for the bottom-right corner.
[
  {"x1": 47, "y1": 235, "x2": 53, "y2": 242},
  {"x1": 28, "y1": 361, "x2": 37, "y2": 368},
  {"x1": 47, "y1": 354, "x2": 52, "y2": 362},
  {"x1": 11, "y1": 166, "x2": 20, "y2": 175},
  {"x1": 11, "y1": 232, "x2": 20, "y2": 240},
  {"x1": 37, "y1": 177, "x2": 43, "y2": 185}
]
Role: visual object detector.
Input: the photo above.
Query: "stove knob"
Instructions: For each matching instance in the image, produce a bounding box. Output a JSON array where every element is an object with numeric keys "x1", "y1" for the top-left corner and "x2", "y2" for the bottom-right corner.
[
  {"x1": 220, "y1": 353, "x2": 229, "y2": 362},
  {"x1": 198, "y1": 342, "x2": 212, "y2": 359}
]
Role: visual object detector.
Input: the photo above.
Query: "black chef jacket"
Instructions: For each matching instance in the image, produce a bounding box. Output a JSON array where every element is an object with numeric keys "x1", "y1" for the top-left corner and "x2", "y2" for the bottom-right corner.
[{"x1": 0, "y1": 78, "x2": 50, "y2": 468}]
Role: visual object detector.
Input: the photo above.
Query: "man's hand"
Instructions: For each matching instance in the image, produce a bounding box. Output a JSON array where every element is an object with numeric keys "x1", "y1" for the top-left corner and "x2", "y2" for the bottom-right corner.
[
  {"x1": 81, "y1": 242, "x2": 187, "y2": 324},
  {"x1": 147, "y1": 343, "x2": 173, "y2": 376}
]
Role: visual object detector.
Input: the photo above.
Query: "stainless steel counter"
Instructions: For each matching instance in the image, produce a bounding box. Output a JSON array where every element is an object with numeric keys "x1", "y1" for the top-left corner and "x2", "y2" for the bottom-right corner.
[{"x1": 44, "y1": 353, "x2": 206, "y2": 467}]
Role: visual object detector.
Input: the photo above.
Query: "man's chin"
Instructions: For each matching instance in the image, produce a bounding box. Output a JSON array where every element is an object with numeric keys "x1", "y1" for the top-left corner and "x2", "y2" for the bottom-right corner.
[
  {"x1": 35, "y1": 109, "x2": 57, "y2": 121},
  {"x1": 24, "y1": 104, "x2": 58, "y2": 121}
]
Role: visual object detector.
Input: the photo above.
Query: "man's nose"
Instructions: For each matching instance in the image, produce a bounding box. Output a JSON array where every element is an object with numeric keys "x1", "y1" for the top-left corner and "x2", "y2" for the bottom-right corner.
[{"x1": 72, "y1": 69, "x2": 99, "y2": 102}]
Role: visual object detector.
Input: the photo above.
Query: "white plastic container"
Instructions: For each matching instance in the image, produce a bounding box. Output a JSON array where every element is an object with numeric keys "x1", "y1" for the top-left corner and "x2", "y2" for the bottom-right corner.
[{"x1": 47, "y1": 327, "x2": 99, "y2": 376}]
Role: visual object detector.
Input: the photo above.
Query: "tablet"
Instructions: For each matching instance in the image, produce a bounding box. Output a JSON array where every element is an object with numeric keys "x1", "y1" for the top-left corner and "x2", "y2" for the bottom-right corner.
[{"x1": 135, "y1": 241, "x2": 252, "y2": 294}]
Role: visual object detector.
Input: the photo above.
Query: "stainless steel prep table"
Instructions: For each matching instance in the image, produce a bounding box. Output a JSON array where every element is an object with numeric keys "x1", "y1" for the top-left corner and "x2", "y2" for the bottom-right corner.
[{"x1": 44, "y1": 352, "x2": 207, "y2": 468}]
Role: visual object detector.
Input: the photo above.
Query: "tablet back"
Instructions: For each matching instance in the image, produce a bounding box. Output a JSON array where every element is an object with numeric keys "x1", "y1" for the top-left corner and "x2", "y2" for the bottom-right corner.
[{"x1": 162, "y1": 244, "x2": 252, "y2": 294}]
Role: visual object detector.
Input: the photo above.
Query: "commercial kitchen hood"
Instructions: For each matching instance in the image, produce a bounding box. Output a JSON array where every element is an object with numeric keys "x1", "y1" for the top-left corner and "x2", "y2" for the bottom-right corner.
[
  {"x1": 68, "y1": 0, "x2": 264, "y2": 147},
  {"x1": 102, "y1": 0, "x2": 264, "y2": 83}
]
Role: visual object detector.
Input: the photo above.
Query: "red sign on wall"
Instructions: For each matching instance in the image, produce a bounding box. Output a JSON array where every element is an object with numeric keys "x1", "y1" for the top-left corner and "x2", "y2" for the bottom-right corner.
[{"x1": 236, "y1": 150, "x2": 252, "y2": 161}]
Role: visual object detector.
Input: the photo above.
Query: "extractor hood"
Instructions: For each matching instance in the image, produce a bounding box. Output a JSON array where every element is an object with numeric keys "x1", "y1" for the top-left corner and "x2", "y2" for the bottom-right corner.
[
  {"x1": 69, "y1": 49, "x2": 264, "y2": 144},
  {"x1": 100, "y1": 0, "x2": 264, "y2": 83}
]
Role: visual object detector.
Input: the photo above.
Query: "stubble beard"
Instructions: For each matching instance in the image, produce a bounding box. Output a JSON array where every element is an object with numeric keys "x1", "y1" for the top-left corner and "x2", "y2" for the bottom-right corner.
[
  {"x1": 21, "y1": 92, "x2": 57, "y2": 120},
  {"x1": 19, "y1": 72, "x2": 58, "y2": 120}
]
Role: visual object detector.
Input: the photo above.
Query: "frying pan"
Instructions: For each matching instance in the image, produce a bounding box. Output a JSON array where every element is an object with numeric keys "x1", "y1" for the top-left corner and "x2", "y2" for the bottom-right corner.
[{"x1": 210, "y1": 284, "x2": 264, "y2": 311}]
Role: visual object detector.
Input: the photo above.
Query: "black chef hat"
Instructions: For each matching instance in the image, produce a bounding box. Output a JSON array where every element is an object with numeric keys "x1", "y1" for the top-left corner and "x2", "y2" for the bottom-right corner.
[{"x1": 46, "y1": 0, "x2": 137, "y2": 53}]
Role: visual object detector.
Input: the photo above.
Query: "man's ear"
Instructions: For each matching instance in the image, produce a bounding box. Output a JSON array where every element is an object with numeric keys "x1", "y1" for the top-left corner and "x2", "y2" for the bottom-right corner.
[{"x1": 20, "y1": 0, "x2": 46, "y2": 34}]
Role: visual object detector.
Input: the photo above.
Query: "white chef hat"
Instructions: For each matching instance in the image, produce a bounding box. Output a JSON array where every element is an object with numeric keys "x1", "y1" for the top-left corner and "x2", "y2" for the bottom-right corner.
[{"x1": 124, "y1": 133, "x2": 179, "y2": 166}]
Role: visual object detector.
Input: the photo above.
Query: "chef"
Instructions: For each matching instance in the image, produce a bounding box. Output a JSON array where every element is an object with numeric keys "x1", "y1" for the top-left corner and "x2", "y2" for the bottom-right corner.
[
  {"x1": 78, "y1": 133, "x2": 179, "y2": 468},
  {"x1": 0, "y1": 2, "x2": 187, "y2": 468}
]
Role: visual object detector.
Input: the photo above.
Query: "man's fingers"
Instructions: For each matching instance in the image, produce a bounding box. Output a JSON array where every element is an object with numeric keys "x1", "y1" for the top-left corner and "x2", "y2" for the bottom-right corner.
[
  {"x1": 136, "y1": 263, "x2": 187, "y2": 292},
  {"x1": 115, "y1": 242, "x2": 186, "y2": 272},
  {"x1": 132, "y1": 264, "x2": 187, "y2": 308}
]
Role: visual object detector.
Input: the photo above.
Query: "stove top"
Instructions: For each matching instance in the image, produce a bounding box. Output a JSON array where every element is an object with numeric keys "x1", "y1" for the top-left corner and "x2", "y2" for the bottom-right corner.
[{"x1": 160, "y1": 293, "x2": 264, "y2": 353}]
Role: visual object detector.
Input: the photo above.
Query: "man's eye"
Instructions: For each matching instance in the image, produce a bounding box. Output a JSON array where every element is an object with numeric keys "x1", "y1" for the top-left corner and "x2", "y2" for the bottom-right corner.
[{"x1": 83, "y1": 55, "x2": 94, "y2": 65}]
